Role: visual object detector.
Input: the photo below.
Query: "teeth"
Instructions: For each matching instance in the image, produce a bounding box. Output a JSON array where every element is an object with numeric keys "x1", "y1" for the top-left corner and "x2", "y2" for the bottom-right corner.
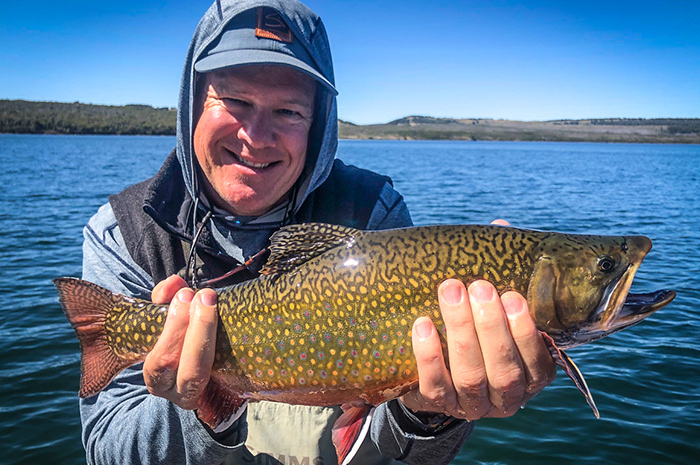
[{"x1": 231, "y1": 151, "x2": 271, "y2": 169}]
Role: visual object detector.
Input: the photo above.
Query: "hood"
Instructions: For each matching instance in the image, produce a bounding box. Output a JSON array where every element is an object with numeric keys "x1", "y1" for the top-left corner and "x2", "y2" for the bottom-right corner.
[{"x1": 176, "y1": 0, "x2": 338, "y2": 228}]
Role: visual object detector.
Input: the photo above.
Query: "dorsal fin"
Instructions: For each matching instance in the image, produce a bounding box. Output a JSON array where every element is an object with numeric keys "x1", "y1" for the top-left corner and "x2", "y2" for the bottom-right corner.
[{"x1": 261, "y1": 223, "x2": 362, "y2": 276}]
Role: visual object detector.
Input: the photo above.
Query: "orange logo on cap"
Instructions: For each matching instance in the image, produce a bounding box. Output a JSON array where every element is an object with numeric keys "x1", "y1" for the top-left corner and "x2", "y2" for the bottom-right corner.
[{"x1": 255, "y1": 7, "x2": 293, "y2": 44}]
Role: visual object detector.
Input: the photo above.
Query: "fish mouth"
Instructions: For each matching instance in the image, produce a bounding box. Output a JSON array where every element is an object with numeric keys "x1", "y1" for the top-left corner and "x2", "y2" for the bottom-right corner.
[
  {"x1": 614, "y1": 289, "x2": 676, "y2": 329},
  {"x1": 555, "y1": 264, "x2": 675, "y2": 348}
]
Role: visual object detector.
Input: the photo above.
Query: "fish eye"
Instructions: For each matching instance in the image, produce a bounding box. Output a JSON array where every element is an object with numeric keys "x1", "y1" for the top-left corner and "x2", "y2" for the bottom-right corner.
[{"x1": 597, "y1": 256, "x2": 616, "y2": 273}]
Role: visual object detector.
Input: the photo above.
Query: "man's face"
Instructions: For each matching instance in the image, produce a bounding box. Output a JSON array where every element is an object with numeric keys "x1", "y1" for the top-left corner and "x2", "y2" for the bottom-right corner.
[{"x1": 193, "y1": 65, "x2": 316, "y2": 216}]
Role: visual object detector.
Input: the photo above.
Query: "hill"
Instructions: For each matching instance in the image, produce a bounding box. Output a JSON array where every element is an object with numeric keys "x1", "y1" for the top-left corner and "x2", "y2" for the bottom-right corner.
[
  {"x1": 339, "y1": 116, "x2": 700, "y2": 144},
  {"x1": 0, "y1": 99, "x2": 176, "y2": 135},
  {"x1": 2, "y1": 100, "x2": 699, "y2": 143}
]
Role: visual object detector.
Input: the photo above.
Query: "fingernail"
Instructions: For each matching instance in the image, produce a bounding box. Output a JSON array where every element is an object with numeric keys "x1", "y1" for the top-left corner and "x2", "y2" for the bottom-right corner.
[
  {"x1": 200, "y1": 291, "x2": 217, "y2": 307},
  {"x1": 441, "y1": 281, "x2": 464, "y2": 305},
  {"x1": 469, "y1": 281, "x2": 495, "y2": 302},
  {"x1": 415, "y1": 319, "x2": 433, "y2": 340},
  {"x1": 503, "y1": 294, "x2": 526, "y2": 316},
  {"x1": 176, "y1": 289, "x2": 194, "y2": 303}
]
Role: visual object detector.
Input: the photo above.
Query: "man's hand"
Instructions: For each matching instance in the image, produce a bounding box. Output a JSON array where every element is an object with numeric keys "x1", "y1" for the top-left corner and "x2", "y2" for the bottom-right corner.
[
  {"x1": 401, "y1": 278, "x2": 556, "y2": 420},
  {"x1": 142, "y1": 275, "x2": 219, "y2": 410}
]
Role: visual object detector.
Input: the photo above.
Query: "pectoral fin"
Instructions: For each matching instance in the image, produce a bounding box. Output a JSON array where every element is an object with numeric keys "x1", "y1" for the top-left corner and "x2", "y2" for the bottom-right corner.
[
  {"x1": 332, "y1": 404, "x2": 375, "y2": 465},
  {"x1": 541, "y1": 332, "x2": 600, "y2": 419}
]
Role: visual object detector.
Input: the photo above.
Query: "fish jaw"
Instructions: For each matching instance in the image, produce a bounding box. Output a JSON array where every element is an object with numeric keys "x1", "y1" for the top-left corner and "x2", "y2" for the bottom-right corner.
[{"x1": 550, "y1": 267, "x2": 675, "y2": 349}]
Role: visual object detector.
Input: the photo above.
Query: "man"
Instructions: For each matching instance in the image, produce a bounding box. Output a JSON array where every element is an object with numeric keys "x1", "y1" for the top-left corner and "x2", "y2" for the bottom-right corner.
[{"x1": 80, "y1": 0, "x2": 556, "y2": 464}]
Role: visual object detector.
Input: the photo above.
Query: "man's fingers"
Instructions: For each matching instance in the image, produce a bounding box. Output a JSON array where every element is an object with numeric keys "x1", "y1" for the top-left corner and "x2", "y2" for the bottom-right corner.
[
  {"x1": 438, "y1": 279, "x2": 490, "y2": 419},
  {"x1": 501, "y1": 291, "x2": 556, "y2": 396},
  {"x1": 143, "y1": 288, "x2": 194, "y2": 396},
  {"x1": 176, "y1": 289, "x2": 218, "y2": 409},
  {"x1": 468, "y1": 281, "x2": 526, "y2": 417},
  {"x1": 152, "y1": 275, "x2": 189, "y2": 304},
  {"x1": 402, "y1": 317, "x2": 457, "y2": 415}
]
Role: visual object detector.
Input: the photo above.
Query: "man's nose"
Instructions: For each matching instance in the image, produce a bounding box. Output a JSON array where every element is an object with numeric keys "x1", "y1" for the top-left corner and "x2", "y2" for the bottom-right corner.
[{"x1": 238, "y1": 111, "x2": 276, "y2": 149}]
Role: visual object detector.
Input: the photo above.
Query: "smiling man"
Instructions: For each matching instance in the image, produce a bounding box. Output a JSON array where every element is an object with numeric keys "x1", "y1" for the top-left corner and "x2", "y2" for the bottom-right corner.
[{"x1": 78, "y1": 1, "x2": 555, "y2": 464}]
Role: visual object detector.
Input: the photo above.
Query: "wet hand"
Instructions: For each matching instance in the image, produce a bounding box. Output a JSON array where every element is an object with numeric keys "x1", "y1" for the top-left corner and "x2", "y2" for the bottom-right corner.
[
  {"x1": 142, "y1": 275, "x2": 219, "y2": 410},
  {"x1": 401, "y1": 279, "x2": 556, "y2": 420}
]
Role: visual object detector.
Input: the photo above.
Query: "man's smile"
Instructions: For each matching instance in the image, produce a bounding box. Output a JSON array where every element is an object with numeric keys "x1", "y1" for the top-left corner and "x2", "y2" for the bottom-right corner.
[{"x1": 224, "y1": 147, "x2": 276, "y2": 170}]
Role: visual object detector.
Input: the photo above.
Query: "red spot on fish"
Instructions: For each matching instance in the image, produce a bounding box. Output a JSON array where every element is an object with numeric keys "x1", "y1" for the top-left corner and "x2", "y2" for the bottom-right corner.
[
  {"x1": 288, "y1": 358, "x2": 295, "y2": 366},
  {"x1": 303, "y1": 311, "x2": 311, "y2": 318},
  {"x1": 300, "y1": 352, "x2": 307, "y2": 360}
]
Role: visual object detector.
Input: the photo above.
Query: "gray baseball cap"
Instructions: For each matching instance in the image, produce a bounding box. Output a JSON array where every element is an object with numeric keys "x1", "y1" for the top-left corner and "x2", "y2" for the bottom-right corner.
[{"x1": 194, "y1": 7, "x2": 337, "y2": 95}]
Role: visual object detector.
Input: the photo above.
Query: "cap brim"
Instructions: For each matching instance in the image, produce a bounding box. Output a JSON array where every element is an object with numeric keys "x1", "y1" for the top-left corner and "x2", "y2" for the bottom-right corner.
[{"x1": 194, "y1": 49, "x2": 337, "y2": 95}]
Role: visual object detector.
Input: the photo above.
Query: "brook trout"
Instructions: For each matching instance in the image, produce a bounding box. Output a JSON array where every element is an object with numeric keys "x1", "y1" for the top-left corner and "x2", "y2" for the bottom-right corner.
[{"x1": 55, "y1": 223, "x2": 675, "y2": 464}]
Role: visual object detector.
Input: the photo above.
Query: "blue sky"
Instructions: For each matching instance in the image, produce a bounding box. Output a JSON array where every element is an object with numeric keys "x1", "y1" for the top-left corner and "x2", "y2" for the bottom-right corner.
[{"x1": 1, "y1": 0, "x2": 698, "y2": 124}]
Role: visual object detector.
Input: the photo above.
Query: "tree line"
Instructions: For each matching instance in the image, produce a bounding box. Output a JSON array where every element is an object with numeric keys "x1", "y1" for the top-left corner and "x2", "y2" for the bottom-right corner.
[{"x1": 0, "y1": 99, "x2": 176, "y2": 135}]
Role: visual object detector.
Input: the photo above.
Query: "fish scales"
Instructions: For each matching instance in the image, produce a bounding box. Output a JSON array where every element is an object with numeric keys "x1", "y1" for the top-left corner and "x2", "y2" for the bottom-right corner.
[
  {"x1": 206, "y1": 225, "x2": 544, "y2": 405},
  {"x1": 55, "y1": 222, "x2": 675, "y2": 442}
]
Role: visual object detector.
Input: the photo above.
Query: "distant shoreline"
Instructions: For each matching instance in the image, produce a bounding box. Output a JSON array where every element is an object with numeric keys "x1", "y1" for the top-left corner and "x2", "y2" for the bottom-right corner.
[{"x1": 2, "y1": 99, "x2": 699, "y2": 144}]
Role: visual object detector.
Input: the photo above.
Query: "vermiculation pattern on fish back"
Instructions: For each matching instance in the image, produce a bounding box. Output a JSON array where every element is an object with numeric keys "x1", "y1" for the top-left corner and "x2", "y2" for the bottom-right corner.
[{"x1": 212, "y1": 225, "x2": 546, "y2": 404}]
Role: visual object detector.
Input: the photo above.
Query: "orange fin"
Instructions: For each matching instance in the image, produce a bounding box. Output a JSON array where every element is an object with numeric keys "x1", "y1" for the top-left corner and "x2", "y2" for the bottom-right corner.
[
  {"x1": 332, "y1": 404, "x2": 374, "y2": 465},
  {"x1": 53, "y1": 277, "x2": 136, "y2": 397},
  {"x1": 541, "y1": 332, "x2": 600, "y2": 418},
  {"x1": 197, "y1": 378, "x2": 247, "y2": 430}
]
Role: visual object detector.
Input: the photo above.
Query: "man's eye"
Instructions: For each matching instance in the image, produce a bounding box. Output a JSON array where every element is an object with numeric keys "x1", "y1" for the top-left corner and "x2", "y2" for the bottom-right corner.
[
  {"x1": 223, "y1": 98, "x2": 248, "y2": 107},
  {"x1": 278, "y1": 109, "x2": 301, "y2": 118}
]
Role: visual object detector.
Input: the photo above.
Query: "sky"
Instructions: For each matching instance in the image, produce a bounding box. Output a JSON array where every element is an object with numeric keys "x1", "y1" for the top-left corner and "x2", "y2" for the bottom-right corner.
[{"x1": 1, "y1": 0, "x2": 699, "y2": 124}]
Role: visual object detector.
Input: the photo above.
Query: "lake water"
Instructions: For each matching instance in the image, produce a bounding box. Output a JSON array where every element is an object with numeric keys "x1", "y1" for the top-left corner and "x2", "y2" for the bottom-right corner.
[{"x1": 1, "y1": 134, "x2": 698, "y2": 464}]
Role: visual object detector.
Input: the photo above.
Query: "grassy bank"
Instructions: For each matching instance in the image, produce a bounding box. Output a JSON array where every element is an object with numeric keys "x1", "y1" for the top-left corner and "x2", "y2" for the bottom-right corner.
[{"x1": 2, "y1": 99, "x2": 699, "y2": 143}]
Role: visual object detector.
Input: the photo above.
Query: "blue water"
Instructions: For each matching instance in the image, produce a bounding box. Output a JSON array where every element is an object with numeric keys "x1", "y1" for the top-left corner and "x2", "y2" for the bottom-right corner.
[{"x1": 1, "y1": 135, "x2": 698, "y2": 464}]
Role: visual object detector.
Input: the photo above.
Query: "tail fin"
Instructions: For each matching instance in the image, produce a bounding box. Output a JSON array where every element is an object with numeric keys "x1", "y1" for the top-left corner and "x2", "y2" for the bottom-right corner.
[{"x1": 54, "y1": 277, "x2": 135, "y2": 398}]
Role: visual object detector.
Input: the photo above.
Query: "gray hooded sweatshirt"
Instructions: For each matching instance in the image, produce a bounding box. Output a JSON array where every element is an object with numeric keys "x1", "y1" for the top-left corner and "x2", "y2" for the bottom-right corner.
[{"x1": 78, "y1": 1, "x2": 472, "y2": 464}]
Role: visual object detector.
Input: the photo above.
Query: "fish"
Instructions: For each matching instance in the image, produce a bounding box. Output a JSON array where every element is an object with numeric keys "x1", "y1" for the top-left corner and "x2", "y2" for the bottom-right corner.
[{"x1": 54, "y1": 223, "x2": 675, "y2": 465}]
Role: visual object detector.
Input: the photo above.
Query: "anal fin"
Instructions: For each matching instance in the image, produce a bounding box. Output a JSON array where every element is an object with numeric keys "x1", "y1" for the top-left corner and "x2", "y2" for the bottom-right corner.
[
  {"x1": 541, "y1": 332, "x2": 600, "y2": 418},
  {"x1": 197, "y1": 378, "x2": 247, "y2": 430},
  {"x1": 332, "y1": 404, "x2": 374, "y2": 465}
]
